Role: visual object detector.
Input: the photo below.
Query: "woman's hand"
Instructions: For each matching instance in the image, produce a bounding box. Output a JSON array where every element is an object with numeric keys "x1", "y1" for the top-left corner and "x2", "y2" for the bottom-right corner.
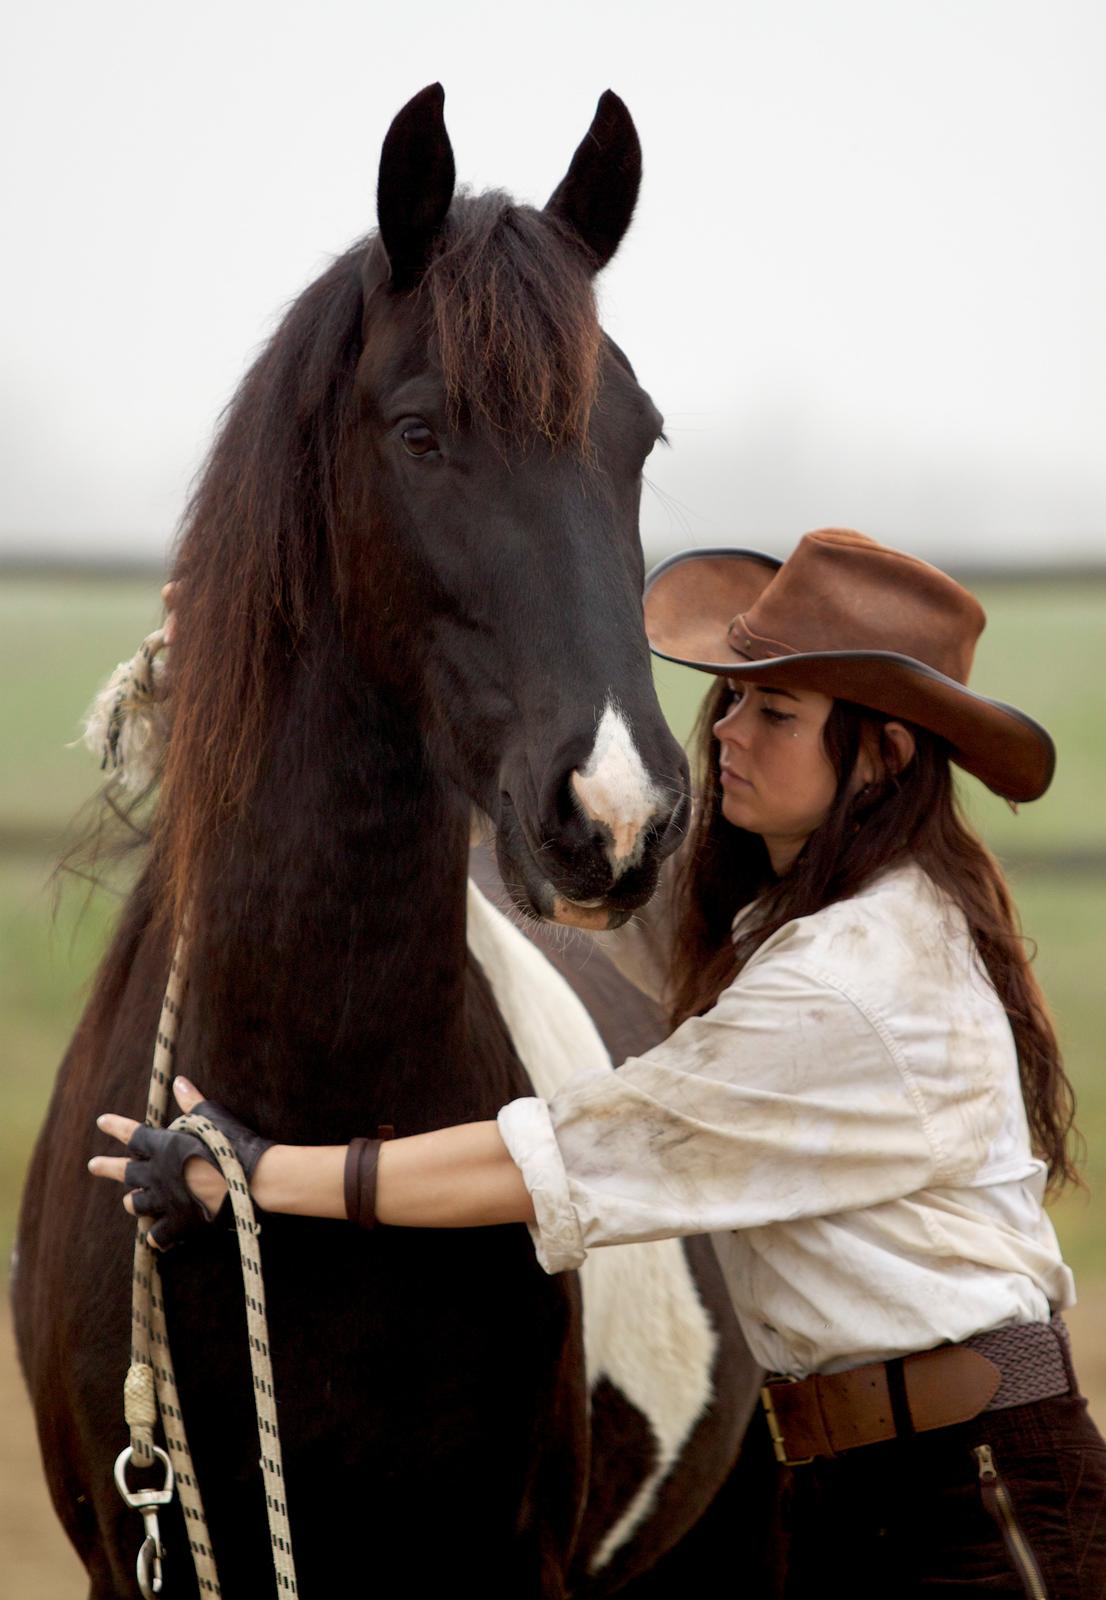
[{"x1": 88, "y1": 1077, "x2": 272, "y2": 1248}]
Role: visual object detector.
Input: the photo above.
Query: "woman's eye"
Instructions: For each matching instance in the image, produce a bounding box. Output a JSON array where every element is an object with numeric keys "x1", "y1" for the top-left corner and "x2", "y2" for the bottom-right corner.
[
  {"x1": 761, "y1": 707, "x2": 795, "y2": 725},
  {"x1": 401, "y1": 423, "x2": 439, "y2": 458}
]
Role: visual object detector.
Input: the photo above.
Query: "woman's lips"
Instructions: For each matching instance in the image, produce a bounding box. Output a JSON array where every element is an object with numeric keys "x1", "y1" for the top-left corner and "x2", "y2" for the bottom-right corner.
[{"x1": 720, "y1": 767, "x2": 752, "y2": 788}]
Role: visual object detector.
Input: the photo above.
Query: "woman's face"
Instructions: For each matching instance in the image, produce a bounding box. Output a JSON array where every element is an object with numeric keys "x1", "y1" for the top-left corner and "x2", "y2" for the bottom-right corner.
[{"x1": 712, "y1": 679, "x2": 839, "y2": 872}]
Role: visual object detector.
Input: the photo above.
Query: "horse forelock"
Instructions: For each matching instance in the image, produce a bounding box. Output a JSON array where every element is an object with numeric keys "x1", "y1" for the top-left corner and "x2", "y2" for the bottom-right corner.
[{"x1": 422, "y1": 192, "x2": 602, "y2": 452}]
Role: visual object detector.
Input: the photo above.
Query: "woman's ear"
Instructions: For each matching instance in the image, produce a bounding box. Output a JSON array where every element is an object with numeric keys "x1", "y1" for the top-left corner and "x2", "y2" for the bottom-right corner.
[
  {"x1": 853, "y1": 720, "x2": 917, "y2": 793},
  {"x1": 882, "y1": 721, "x2": 917, "y2": 777}
]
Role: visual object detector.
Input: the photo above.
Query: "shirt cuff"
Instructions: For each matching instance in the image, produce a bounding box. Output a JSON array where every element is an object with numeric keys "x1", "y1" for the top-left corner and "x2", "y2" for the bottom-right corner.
[{"x1": 496, "y1": 1097, "x2": 586, "y2": 1275}]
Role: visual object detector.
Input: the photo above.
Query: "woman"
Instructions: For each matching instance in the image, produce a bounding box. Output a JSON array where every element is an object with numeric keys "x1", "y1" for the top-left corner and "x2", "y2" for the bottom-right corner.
[{"x1": 90, "y1": 528, "x2": 1106, "y2": 1595}]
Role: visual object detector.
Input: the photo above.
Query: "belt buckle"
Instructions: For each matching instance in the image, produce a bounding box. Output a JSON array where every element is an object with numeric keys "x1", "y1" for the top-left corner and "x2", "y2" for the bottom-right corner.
[{"x1": 760, "y1": 1375, "x2": 814, "y2": 1467}]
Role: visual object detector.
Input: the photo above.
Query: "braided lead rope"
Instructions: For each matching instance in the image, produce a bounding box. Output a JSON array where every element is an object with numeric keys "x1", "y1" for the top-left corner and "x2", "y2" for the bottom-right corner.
[
  {"x1": 123, "y1": 936, "x2": 299, "y2": 1596},
  {"x1": 145, "y1": 1270, "x2": 222, "y2": 1594},
  {"x1": 126, "y1": 936, "x2": 189, "y2": 1463},
  {"x1": 173, "y1": 1114, "x2": 298, "y2": 1594},
  {"x1": 125, "y1": 937, "x2": 222, "y2": 1595},
  {"x1": 101, "y1": 629, "x2": 297, "y2": 1592},
  {"x1": 83, "y1": 628, "x2": 170, "y2": 793}
]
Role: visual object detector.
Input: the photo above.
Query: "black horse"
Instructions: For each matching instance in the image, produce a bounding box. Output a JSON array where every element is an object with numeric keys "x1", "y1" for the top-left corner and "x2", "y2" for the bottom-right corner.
[{"x1": 15, "y1": 86, "x2": 761, "y2": 1597}]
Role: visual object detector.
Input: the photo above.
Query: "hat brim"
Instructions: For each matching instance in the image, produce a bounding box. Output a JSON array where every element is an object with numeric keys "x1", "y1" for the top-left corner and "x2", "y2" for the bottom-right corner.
[{"x1": 644, "y1": 548, "x2": 1055, "y2": 803}]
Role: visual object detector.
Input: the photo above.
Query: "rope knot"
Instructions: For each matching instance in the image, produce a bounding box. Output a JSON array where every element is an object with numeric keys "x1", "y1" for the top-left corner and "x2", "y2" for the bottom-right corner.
[
  {"x1": 82, "y1": 628, "x2": 170, "y2": 791},
  {"x1": 124, "y1": 1361, "x2": 158, "y2": 1431}
]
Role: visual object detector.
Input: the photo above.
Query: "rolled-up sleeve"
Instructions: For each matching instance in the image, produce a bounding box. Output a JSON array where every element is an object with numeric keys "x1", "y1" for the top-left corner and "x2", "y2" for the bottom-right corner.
[
  {"x1": 497, "y1": 953, "x2": 947, "y2": 1273},
  {"x1": 496, "y1": 1098, "x2": 586, "y2": 1273}
]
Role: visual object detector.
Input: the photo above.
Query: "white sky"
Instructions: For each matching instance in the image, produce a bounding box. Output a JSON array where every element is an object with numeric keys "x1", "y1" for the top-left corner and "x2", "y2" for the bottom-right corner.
[{"x1": 2, "y1": 0, "x2": 1104, "y2": 568}]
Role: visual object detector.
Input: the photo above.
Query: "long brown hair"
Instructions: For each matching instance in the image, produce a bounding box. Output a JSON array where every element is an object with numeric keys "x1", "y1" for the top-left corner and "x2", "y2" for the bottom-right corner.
[{"x1": 668, "y1": 677, "x2": 1081, "y2": 1195}]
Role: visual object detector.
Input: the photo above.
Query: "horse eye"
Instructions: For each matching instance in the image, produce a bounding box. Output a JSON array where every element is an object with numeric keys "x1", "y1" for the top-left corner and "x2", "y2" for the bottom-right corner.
[{"x1": 401, "y1": 423, "x2": 438, "y2": 458}]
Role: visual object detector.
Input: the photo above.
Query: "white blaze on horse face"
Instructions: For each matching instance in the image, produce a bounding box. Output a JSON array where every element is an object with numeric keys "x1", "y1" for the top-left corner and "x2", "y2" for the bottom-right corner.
[{"x1": 571, "y1": 700, "x2": 663, "y2": 876}]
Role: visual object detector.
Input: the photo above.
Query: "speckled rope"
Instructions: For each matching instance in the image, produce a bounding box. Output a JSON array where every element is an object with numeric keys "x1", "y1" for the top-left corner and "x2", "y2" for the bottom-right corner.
[
  {"x1": 102, "y1": 632, "x2": 163, "y2": 774},
  {"x1": 83, "y1": 628, "x2": 170, "y2": 794},
  {"x1": 91, "y1": 631, "x2": 296, "y2": 1593},
  {"x1": 124, "y1": 936, "x2": 299, "y2": 1595},
  {"x1": 174, "y1": 1111, "x2": 298, "y2": 1594},
  {"x1": 125, "y1": 937, "x2": 222, "y2": 1595},
  {"x1": 125, "y1": 934, "x2": 189, "y2": 1463}
]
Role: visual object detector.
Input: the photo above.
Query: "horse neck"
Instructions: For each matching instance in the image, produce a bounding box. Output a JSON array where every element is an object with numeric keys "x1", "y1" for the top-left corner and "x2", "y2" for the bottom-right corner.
[{"x1": 178, "y1": 614, "x2": 490, "y2": 1142}]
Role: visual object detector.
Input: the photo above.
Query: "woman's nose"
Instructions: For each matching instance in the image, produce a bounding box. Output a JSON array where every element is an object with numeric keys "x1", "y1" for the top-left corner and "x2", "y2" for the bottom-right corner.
[{"x1": 713, "y1": 702, "x2": 750, "y2": 745}]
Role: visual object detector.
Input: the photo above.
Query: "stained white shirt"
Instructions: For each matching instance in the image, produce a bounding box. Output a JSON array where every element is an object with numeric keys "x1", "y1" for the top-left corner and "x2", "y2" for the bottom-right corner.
[{"x1": 496, "y1": 862, "x2": 1075, "y2": 1376}]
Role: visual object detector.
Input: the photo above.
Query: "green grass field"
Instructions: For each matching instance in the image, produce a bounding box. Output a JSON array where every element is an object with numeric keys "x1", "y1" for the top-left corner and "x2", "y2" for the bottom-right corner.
[{"x1": 1, "y1": 574, "x2": 1103, "y2": 1282}]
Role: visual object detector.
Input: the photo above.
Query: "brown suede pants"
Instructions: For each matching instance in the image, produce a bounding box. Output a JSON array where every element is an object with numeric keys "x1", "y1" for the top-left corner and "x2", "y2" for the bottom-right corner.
[{"x1": 771, "y1": 1392, "x2": 1106, "y2": 1597}]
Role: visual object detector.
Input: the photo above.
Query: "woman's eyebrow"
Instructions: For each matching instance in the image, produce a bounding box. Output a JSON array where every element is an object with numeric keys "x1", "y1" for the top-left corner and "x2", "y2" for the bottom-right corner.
[{"x1": 755, "y1": 685, "x2": 801, "y2": 702}]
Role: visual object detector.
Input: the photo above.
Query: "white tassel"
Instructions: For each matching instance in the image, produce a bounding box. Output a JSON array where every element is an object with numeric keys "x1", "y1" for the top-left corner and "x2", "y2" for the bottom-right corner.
[{"x1": 82, "y1": 629, "x2": 170, "y2": 792}]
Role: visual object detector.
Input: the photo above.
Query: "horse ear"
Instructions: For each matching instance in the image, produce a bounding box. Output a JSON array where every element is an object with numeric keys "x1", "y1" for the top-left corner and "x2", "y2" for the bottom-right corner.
[
  {"x1": 376, "y1": 83, "x2": 456, "y2": 291},
  {"x1": 545, "y1": 91, "x2": 642, "y2": 271}
]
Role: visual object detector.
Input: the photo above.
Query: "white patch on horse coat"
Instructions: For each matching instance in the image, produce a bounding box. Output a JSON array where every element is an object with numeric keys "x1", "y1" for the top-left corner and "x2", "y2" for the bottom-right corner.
[
  {"x1": 570, "y1": 699, "x2": 664, "y2": 875},
  {"x1": 465, "y1": 882, "x2": 717, "y2": 1572}
]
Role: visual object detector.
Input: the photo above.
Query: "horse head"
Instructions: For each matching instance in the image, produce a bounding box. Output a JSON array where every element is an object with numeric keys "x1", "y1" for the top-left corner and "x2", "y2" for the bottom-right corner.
[{"x1": 350, "y1": 85, "x2": 690, "y2": 929}]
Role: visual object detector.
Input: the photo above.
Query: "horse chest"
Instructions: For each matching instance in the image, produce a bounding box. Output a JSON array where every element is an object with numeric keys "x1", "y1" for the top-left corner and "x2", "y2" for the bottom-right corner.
[{"x1": 465, "y1": 882, "x2": 721, "y2": 1575}]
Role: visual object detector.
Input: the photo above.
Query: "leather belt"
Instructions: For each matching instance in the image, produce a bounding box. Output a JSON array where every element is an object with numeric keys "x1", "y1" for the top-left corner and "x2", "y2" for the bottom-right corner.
[{"x1": 761, "y1": 1318, "x2": 1073, "y2": 1466}]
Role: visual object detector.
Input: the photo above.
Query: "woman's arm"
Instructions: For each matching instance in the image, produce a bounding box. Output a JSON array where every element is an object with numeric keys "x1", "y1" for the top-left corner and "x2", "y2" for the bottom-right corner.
[
  {"x1": 254, "y1": 1122, "x2": 535, "y2": 1228},
  {"x1": 90, "y1": 1076, "x2": 535, "y2": 1236}
]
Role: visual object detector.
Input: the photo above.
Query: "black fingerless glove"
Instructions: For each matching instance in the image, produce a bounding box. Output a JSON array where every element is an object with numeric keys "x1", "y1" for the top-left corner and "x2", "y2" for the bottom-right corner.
[
  {"x1": 125, "y1": 1124, "x2": 221, "y2": 1250},
  {"x1": 124, "y1": 1101, "x2": 274, "y2": 1250},
  {"x1": 190, "y1": 1099, "x2": 274, "y2": 1184}
]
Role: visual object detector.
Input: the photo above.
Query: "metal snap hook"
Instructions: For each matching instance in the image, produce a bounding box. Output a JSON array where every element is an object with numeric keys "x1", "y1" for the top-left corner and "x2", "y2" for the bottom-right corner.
[{"x1": 114, "y1": 1445, "x2": 175, "y2": 1598}]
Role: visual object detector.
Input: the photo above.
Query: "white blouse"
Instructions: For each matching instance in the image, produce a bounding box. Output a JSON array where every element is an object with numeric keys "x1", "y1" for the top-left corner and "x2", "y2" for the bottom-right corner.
[{"x1": 496, "y1": 861, "x2": 1075, "y2": 1376}]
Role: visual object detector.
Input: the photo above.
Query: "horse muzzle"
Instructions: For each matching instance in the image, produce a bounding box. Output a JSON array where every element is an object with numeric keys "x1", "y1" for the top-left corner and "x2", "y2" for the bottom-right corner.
[
  {"x1": 494, "y1": 798, "x2": 631, "y2": 929},
  {"x1": 494, "y1": 780, "x2": 688, "y2": 931}
]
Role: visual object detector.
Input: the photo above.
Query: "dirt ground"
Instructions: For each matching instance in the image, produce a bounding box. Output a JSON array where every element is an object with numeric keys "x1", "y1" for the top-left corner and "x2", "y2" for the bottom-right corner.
[{"x1": 4, "y1": 1289, "x2": 1105, "y2": 1599}]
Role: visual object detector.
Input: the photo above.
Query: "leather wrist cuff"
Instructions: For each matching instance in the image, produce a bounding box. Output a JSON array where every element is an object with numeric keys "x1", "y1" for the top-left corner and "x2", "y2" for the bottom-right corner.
[{"x1": 344, "y1": 1126, "x2": 395, "y2": 1229}]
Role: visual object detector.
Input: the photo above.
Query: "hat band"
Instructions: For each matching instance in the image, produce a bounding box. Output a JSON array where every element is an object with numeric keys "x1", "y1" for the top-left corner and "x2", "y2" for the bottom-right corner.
[{"x1": 727, "y1": 613, "x2": 797, "y2": 660}]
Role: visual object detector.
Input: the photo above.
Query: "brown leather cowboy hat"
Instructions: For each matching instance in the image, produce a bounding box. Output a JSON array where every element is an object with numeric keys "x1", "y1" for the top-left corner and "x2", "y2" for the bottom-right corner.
[{"x1": 644, "y1": 528, "x2": 1055, "y2": 803}]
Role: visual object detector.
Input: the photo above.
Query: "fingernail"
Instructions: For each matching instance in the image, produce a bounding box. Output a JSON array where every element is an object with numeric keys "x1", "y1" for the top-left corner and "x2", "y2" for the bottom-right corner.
[
  {"x1": 87, "y1": 1158, "x2": 97, "y2": 1171},
  {"x1": 175, "y1": 1076, "x2": 191, "y2": 1091}
]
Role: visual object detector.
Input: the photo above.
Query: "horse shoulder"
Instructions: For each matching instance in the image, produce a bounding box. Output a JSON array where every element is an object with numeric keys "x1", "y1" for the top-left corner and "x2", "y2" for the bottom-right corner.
[{"x1": 465, "y1": 863, "x2": 759, "y2": 1583}]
